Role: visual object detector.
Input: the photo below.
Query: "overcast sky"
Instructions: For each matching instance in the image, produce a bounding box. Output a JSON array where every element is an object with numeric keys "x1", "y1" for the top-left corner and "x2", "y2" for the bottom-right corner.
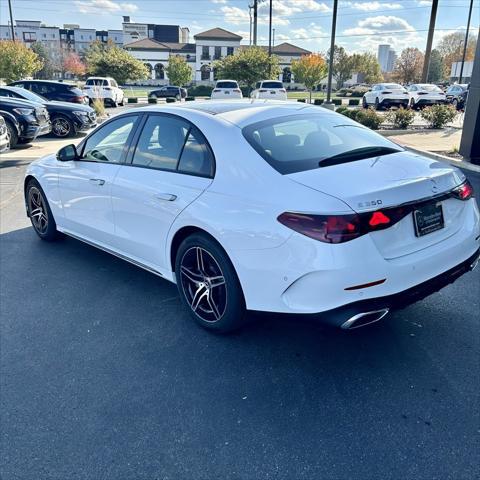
[{"x1": 1, "y1": 0, "x2": 478, "y2": 53}]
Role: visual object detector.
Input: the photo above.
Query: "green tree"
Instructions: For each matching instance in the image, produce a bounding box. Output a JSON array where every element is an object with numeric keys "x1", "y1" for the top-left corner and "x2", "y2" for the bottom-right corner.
[
  {"x1": 327, "y1": 45, "x2": 354, "y2": 89},
  {"x1": 350, "y1": 52, "x2": 383, "y2": 84},
  {"x1": 291, "y1": 53, "x2": 328, "y2": 102},
  {"x1": 0, "y1": 40, "x2": 43, "y2": 83},
  {"x1": 393, "y1": 47, "x2": 424, "y2": 84},
  {"x1": 213, "y1": 47, "x2": 280, "y2": 91},
  {"x1": 165, "y1": 55, "x2": 193, "y2": 86},
  {"x1": 427, "y1": 49, "x2": 444, "y2": 83},
  {"x1": 30, "y1": 42, "x2": 56, "y2": 79},
  {"x1": 85, "y1": 41, "x2": 148, "y2": 84}
]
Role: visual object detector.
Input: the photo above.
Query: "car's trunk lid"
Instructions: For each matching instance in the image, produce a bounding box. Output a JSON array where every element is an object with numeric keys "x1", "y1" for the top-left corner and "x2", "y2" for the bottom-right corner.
[{"x1": 288, "y1": 151, "x2": 467, "y2": 258}]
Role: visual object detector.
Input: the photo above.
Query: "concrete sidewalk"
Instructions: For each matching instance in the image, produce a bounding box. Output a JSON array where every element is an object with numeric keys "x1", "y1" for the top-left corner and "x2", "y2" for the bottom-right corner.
[{"x1": 389, "y1": 128, "x2": 462, "y2": 153}]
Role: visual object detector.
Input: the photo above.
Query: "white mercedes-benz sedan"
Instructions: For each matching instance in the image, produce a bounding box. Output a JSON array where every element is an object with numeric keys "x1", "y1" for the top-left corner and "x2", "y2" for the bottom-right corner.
[{"x1": 24, "y1": 100, "x2": 480, "y2": 331}]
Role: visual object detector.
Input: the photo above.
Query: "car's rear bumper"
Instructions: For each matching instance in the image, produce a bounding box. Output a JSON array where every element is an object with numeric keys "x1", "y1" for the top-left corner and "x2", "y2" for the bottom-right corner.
[
  {"x1": 380, "y1": 98, "x2": 409, "y2": 107},
  {"x1": 311, "y1": 248, "x2": 480, "y2": 328},
  {"x1": 415, "y1": 98, "x2": 447, "y2": 106}
]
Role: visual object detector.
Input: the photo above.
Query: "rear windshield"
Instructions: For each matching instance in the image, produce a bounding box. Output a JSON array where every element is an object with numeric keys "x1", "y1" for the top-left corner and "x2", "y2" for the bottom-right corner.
[
  {"x1": 242, "y1": 113, "x2": 401, "y2": 175},
  {"x1": 86, "y1": 79, "x2": 108, "y2": 86},
  {"x1": 216, "y1": 81, "x2": 238, "y2": 89},
  {"x1": 262, "y1": 81, "x2": 283, "y2": 89},
  {"x1": 383, "y1": 84, "x2": 404, "y2": 90},
  {"x1": 68, "y1": 86, "x2": 83, "y2": 95},
  {"x1": 418, "y1": 84, "x2": 442, "y2": 92}
]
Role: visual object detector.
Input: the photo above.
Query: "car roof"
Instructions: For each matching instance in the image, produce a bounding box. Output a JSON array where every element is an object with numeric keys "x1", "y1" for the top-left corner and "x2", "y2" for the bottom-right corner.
[{"x1": 133, "y1": 99, "x2": 335, "y2": 128}]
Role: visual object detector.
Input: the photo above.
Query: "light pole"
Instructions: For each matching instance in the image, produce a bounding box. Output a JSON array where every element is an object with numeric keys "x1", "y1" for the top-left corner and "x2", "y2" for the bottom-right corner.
[
  {"x1": 459, "y1": 0, "x2": 474, "y2": 83},
  {"x1": 422, "y1": 0, "x2": 438, "y2": 82},
  {"x1": 249, "y1": 4, "x2": 253, "y2": 46},
  {"x1": 253, "y1": 0, "x2": 258, "y2": 46},
  {"x1": 8, "y1": 0, "x2": 15, "y2": 40},
  {"x1": 268, "y1": 0, "x2": 273, "y2": 56},
  {"x1": 325, "y1": 0, "x2": 338, "y2": 106}
]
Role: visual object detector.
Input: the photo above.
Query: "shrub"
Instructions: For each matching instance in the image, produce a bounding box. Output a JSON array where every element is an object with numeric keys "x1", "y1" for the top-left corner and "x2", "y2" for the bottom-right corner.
[
  {"x1": 166, "y1": 97, "x2": 176, "y2": 103},
  {"x1": 185, "y1": 96, "x2": 195, "y2": 101},
  {"x1": 335, "y1": 105, "x2": 349, "y2": 115},
  {"x1": 385, "y1": 107, "x2": 415, "y2": 129},
  {"x1": 355, "y1": 108, "x2": 383, "y2": 130},
  {"x1": 420, "y1": 104, "x2": 458, "y2": 129},
  {"x1": 337, "y1": 88, "x2": 350, "y2": 97},
  {"x1": 348, "y1": 98, "x2": 360, "y2": 106},
  {"x1": 127, "y1": 97, "x2": 138, "y2": 103},
  {"x1": 92, "y1": 98, "x2": 105, "y2": 117},
  {"x1": 148, "y1": 97, "x2": 157, "y2": 104},
  {"x1": 188, "y1": 85, "x2": 213, "y2": 97},
  {"x1": 240, "y1": 86, "x2": 250, "y2": 98},
  {"x1": 349, "y1": 86, "x2": 370, "y2": 97},
  {"x1": 332, "y1": 98, "x2": 342, "y2": 106},
  {"x1": 314, "y1": 98, "x2": 323, "y2": 105},
  {"x1": 297, "y1": 98, "x2": 306, "y2": 103}
]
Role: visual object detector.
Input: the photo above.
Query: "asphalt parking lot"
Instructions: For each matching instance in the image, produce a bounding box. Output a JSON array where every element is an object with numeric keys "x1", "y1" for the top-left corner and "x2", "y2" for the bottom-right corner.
[{"x1": 1, "y1": 133, "x2": 479, "y2": 479}]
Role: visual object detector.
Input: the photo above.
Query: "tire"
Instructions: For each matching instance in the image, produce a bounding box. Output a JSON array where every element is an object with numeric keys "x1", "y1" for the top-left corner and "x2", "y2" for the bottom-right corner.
[
  {"x1": 409, "y1": 98, "x2": 415, "y2": 109},
  {"x1": 452, "y1": 99, "x2": 458, "y2": 110},
  {"x1": 25, "y1": 179, "x2": 60, "y2": 241},
  {"x1": 17, "y1": 138, "x2": 33, "y2": 145},
  {"x1": 176, "y1": 94, "x2": 181, "y2": 101},
  {"x1": 374, "y1": 97, "x2": 380, "y2": 110},
  {"x1": 110, "y1": 99, "x2": 118, "y2": 108},
  {"x1": 362, "y1": 97, "x2": 368, "y2": 109},
  {"x1": 175, "y1": 233, "x2": 246, "y2": 333},
  {"x1": 118, "y1": 98, "x2": 124, "y2": 106},
  {"x1": 5, "y1": 121, "x2": 18, "y2": 148},
  {"x1": 51, "y1": 116, "x2": 74, "y2": 138}
]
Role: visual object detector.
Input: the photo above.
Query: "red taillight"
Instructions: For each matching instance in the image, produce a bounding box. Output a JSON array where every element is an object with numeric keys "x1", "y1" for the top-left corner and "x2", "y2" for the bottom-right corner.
[
  {"x1": 369, "y1": 211, "x2": 390, "y2": 227},
  {"x1": 277, "y1": 212, "x2": 363, "y2": 244},
  {"x1": 73, "y1": 96, "x2": 84, "y2": 103},
  {"x1": 452, "y1": 180, "x2": 474, "y2": 200},
  {"x1": 233, "y1": 88, "x2": 241, "y2": 93},
  {"x1": 281, "y1": 88, "x2": 286, "y2": 92}
]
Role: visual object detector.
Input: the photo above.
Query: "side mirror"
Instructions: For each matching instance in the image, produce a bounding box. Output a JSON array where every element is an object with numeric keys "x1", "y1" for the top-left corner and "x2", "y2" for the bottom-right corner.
[{"x1": 57, "y1": 144, "x2": 78, "y2": 162}]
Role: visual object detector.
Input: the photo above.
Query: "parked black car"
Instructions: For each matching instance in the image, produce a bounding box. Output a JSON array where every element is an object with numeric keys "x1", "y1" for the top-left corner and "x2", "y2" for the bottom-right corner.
[
  {"x1": 9, "y1": 80, "x2": 88, "y2": 105},
  {"x1": 445, "y1": 84, "x2": 469, "y2": 110},
  {"x1": 148, "y1": 86, "x2": 187, "y2": 100},
  {"x1": 0, "y1": 86, "x2": 97, "y2": 138},
  {"x1": 0, "y1": 97, "x2": 51, "y2": 148}
]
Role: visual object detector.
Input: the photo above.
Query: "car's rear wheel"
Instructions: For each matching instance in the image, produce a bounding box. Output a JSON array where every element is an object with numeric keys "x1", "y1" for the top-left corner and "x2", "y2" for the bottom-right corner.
[
  {"x1": 5, "y1": 121, "x2": 18, "y2": 148},
  {"x1": 51, "y1": 116, "x2": 73, "y2": 138},
  {"x1": 374, "y1": 97, "x2": 380, "y2": 110},
  {"x1": 26, "y1": 179, "x2": 60, "y2": 241},
  {"x1": 362, "y1": 97, "x2": 368, "y2": 109},
  {"x1": 175, "y1": 233, "x2": 246, "y2": 333},
  {"x1": 452, "y1": 98, "x2": 458, "y2": 110}
]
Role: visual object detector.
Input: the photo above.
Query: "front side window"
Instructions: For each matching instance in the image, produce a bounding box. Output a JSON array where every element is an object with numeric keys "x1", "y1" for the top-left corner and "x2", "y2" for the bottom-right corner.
[
  {"x1": 82, "y1": 115, "x2": 139, "y2": 163},
  {"x1": 132, "y1": 115, "x2": 214, "y2": 177},
  {"x1": 243, "y1": 113, "x2": 402, "y2": 174}
]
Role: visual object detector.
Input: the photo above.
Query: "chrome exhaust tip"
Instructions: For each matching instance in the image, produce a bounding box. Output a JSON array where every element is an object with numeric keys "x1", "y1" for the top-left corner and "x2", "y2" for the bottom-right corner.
[{"x1": 341, "y1": 308, "x2": 390, "y2": 330}]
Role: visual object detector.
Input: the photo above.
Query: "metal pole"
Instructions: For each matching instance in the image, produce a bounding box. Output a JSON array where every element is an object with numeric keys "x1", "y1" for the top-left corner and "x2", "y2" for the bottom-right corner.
[
  {"x1": 459, "y1": 0, "x2": 474, "y2": 83},
  {"x1": 253, "y1": 0, "x2": 258, "y2": 46},
  {"x1": 273, "y1": 28, "x2": 275, "y2": 48},
  {"x1": 249, "y1": 5, "x2": 253, "y2": 46},
  {"x1": 422, "y1": 0, "x2": 438, "y2": 82},
  {"x1": 268, "y1": 0, "x2": 273, "y2": 56},
  {"x1": 8, "y1": 0, "x2": 15, "y2": 40},
  {"x1": 326, "y1": 0, "x2": 338, "y2": 104}
]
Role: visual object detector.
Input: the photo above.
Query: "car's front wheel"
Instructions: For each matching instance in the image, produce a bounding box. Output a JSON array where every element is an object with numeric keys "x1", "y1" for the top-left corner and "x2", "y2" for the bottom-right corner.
[
  {"x1": 26, "y1": 179, "x2": 60, "y2": 241},
  {"x1": 5, "y1": 121, "x2": 18, "y2": 148},
  {"x1": 175, "y1": 233, "x2": 246, "y2": 332},
  {"x1": 452, "y1": 98, "x2": 459, "y2": 110},
  {"x1": 51, "y1": 116, "x2": 73, "y2": 138},
  {"x1": 374, "y1": 97, "x2": 380, "y2": 110}
]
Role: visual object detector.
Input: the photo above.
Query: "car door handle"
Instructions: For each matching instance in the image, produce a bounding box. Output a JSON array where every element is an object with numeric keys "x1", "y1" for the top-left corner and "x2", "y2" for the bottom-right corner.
[
  {"x1": 155, "y1": 193, "x2": 177, "y2": 202},
  {"x1": 89, "y1": 178, "x2": 105, "y2": 186}
]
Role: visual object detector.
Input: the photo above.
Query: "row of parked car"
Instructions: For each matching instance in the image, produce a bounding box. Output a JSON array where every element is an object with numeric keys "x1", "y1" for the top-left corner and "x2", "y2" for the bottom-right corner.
[
  {"x1": 0, "y1": 78, "x2": 125, "y2": 151},
  {"x1": 361, "y1": 83, "x2": 470, "y2": 110}
]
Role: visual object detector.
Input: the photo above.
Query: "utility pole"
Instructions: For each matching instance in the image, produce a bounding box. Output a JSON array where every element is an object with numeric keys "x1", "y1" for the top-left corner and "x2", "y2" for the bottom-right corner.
[
  {"x1": 459, "y1": 0, "x2": 474, "y2": 83},
  {"x1": 422, "y1": 0, "x2": 438, "y2": 82},
  {"x1": 249, "y1": 4, "x2": 253, "y2": 46},
  {"x1": 268, "y1": 0, "x2": 273, "y2": 56},
  {"x1": 273, "y1": 28, "x2": 275, "y2": 48},
  {"x1": 8, "y1": 0, "x2": 15, "y2": 40},
  {"x1": 253, "y1": 0, "x2": 258, "y2": 46},
  {"x1": 325, "y1": 0, "x2": 338, "y2": 105}
]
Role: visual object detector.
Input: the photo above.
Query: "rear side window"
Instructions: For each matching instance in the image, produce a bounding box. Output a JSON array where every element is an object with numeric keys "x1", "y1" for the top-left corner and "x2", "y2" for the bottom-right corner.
[
  {"x1": 132, "y1": 115, "x2": 214, "y2": 177},
  {"x1": 262, "y1": 81, "x2": 283, "y2": 89},
  {"x1": 216, "y1": 81, "x2": 238, "y2": 89},
  {"x1": 110, "y1": 79, "x2": 118, "y2": 87}
]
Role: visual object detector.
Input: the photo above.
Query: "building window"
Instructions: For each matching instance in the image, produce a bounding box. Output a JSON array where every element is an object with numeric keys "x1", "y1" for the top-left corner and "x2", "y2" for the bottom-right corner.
[
  {"x1": 43, "y1": 33, "x2": 47, "y2": 38},
  {"x1": 155, "y1": 63, "x2": 165, "y2": 80},
  {"x1": 214, "y1": 46, "x2": 221, "y2": 60},
  {"x1": 200, "y1": 64, "x2": 211, "y2": 81},
  {"x1": 23, "y1": 32, "x2": 37, "y2": 42},
  {"x1": 282, "y1": 67, "x2": 292, "y2": 83},
  {"x1": 201, "y1": 46, "x2": 210, "y2": 60},
  {"x1": 227, "y1": 47, "x2": 234, "y2": 56}
]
